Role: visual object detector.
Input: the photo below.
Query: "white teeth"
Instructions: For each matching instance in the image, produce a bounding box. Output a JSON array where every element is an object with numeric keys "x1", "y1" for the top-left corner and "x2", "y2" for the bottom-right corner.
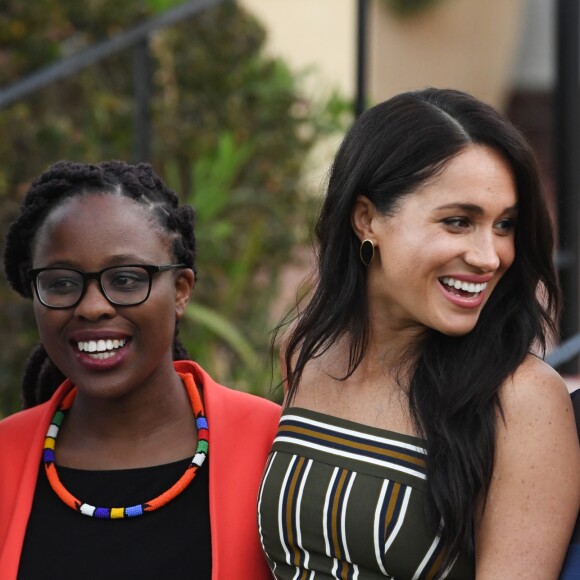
[
  {"x1": 440, "y1": 277, "x2": 487, "y2": 294},
  {"x1": 90, "y1": 351, "x2": 116, "y2": 360},
  {"x1": 77, "y1": 338, "x2": 127, "y2": 353}
]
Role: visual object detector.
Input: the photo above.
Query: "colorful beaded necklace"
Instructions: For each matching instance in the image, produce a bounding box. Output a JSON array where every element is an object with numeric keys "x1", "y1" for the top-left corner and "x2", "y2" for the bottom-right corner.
[{"x1": 43, "y1": 371, "x2": 209, "y2": 519}]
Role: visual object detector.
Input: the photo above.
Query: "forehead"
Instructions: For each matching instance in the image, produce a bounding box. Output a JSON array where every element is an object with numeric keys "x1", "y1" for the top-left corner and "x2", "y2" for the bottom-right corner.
[
  {"x1": 405, "y1": 145, "x2": 517, "y2": 211},
  {"x1": 31, "y1": 193, "x2": 171, "y2": 265}
]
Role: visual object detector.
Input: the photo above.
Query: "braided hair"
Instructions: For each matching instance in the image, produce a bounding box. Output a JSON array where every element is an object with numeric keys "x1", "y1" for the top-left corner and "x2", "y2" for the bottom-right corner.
[{"x1": 3, "y1": 160, "x2": 197, "y2": 408}]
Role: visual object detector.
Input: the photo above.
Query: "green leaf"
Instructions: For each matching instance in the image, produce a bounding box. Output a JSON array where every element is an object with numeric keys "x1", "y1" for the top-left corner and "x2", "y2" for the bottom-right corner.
[
  {"x1": 143, "y1": 0, "x2": 185, "y2": 14},
  {"x1": 190, "y1": 132, "x2": 255, "y2": 221},
  {"x1": 184, "y1": 302, "x2": 260, "y2": 369}
]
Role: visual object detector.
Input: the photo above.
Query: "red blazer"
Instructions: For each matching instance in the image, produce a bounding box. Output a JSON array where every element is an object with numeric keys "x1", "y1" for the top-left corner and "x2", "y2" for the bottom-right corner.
[{"x1": 0, "y1": 360, "x2": 280, "y2": 579}]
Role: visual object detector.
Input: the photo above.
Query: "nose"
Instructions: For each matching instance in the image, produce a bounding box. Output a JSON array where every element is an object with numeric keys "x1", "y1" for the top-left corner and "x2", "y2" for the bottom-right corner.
[
  {"x1": 464, "y1": 231, "x2": 501, "y2": 272},
  {"x1": 73, "y1": 279, "x2": 116, "y2": 320}
]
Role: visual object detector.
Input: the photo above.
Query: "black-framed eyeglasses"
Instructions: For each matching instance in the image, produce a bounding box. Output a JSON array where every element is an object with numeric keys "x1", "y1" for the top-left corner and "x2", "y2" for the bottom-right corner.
[{"x1": 28, "y1": 264, "x2": 186, "y2": 309}]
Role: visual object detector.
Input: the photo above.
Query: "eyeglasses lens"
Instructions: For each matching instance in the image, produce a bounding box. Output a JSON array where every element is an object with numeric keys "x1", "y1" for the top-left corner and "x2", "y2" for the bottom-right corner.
[{"x1": 36, "y1": 266, "x2": 151, "y2": 308}]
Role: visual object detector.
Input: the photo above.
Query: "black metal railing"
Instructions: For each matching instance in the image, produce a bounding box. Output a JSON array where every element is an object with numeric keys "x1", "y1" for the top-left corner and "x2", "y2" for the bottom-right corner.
[{"x1": 0, "y1": 0, "x2": 227, "y2": 161}]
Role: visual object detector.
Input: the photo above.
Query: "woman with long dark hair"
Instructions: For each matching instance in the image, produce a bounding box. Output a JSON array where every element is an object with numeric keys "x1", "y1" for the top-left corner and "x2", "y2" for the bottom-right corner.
[{"x1": 257, "y1": 88, "x2": 580, "y2": 578}]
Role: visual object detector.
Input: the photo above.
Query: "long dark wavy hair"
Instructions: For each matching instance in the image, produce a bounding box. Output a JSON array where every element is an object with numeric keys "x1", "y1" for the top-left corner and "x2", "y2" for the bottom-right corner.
[
  {"x1": 3, "y1": 160, "x2": 197, "y2": 409},
  {"x1": 281, "y1": 88, "x2": 560, "y2": 567}
]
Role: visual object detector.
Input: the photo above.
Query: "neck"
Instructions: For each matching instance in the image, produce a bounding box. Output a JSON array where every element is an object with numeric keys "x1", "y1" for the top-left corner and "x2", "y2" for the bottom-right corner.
[
  {"x1": 368, "y1": 304, "x2": 428, "y2": 357},
  {"x1": 55, "y1": 367, "x2": 198, "y2": 469}
]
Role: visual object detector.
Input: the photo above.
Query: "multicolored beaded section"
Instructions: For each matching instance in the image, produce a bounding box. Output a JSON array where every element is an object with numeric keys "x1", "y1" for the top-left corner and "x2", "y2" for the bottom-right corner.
[{"x1": 43, "y1": 371, "x2": 208, "y2": 519}]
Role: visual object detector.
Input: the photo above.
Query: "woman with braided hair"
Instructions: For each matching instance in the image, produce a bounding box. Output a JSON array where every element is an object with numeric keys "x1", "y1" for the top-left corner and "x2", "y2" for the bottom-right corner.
[{"x1": 0, "y1": 160, "x2": 280, "y2": 579}]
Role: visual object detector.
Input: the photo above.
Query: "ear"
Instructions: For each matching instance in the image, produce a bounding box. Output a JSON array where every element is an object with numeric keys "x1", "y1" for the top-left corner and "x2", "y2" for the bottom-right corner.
[
  {"x1": 174, "y1": 268, "x2": 195, "y2": 320},
  {"x1": 351, "y1": 195, "x2": 379, "y2": 243}
]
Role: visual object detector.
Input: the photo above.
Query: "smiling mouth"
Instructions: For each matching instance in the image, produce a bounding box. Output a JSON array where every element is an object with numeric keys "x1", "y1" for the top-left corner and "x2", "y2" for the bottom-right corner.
[
  {"x1": 440, "y1": 276, "x2": 488, "y2": 299},
  {"x1": 77, "y1": 338, "x2": 127, "y2": 360}
]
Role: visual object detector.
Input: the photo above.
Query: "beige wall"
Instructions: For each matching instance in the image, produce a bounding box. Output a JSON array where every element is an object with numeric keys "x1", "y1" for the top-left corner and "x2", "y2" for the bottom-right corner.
[
  {"x1": 369, "y1": 0, "x2": 525, "y2": 110},
  {"x1": 239, "y1": 0, "x2": 357, "y2": 99},
  {"x1": 239, "y1": 0, "x2": 525, "y2": 111}
]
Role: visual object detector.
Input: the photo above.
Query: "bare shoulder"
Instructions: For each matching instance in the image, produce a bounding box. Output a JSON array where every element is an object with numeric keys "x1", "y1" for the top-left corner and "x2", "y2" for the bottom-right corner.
[
  {"x1": 500, "y1": 353, "x2": 573, "y2": 417},
  {"x1": 475, "y1": 354, "x2": 580, "y2": 578},
  {"x1": 495, "y1": 353, "x2": 577, "y2": 481},
  {"x1": 508, "y1": 352, "x2": 568, "y2": 387}
]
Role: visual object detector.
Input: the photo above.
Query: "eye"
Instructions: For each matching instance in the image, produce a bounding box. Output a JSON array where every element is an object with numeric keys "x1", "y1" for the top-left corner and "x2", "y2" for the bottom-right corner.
[
  {"x1": 107, "y1": 269, "x2": 149, "y2": 291},
  {"x1": 442, "y1": 217, "x2": 470, "y2": 230},
  {"x1": 38, "y1": 271, "x2": 81, "y2": 295},
  {"x1": 46, "y1": 278, "x2": 80, "y2": 294},
  {"x1": 494, "y1": 218, "x2": 517, "y2": 234}
]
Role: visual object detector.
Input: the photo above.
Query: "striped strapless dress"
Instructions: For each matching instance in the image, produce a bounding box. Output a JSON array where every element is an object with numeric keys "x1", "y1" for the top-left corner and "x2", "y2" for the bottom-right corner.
[{"x1": 257, "y1": 407, "x2": 475, "y2": 579}]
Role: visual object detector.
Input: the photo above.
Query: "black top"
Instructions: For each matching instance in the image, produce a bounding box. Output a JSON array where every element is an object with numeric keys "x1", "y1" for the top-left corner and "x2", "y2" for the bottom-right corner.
[
  {"x1": 18, "y1": 458, "x2": 211, "y2": 580},
  {"x1": 570, "y1": 389, "x2": 580, "y2": 544},
  {"x1": 571, "y1": 388, "x2": 580, "y2": 442}
]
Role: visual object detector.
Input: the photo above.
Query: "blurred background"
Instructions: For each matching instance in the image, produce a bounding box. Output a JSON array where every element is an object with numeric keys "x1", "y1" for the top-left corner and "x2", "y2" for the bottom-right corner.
[{"x1": 0, "y1": 0, "x2": 578, "y2": 415}]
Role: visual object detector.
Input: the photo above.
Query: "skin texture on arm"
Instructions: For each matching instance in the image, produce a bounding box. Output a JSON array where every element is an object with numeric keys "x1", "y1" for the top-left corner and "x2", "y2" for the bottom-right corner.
[{"x1": 475, "y1": 355, "x2": 580, "y2": 578}]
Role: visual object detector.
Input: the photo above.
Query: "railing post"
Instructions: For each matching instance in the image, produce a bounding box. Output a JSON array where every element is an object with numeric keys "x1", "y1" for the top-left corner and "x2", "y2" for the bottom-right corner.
[
  {"x1": 555, "y1": 0, "x2": 580, "y2": 374},
  {"x1": 133, "y1": 37, "x2": 152, "y2": 163},
  {"x1": 355, "y1": 0, "x2": 369, "y2": 118}
]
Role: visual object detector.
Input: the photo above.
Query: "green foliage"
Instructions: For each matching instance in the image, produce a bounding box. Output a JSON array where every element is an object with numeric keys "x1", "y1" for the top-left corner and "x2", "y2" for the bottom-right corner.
[
  {"x1": 0, "y1": 0, "x2": 350, "y2": 416},
  {"x1": 143, "y1": 0, "x2": 184, "y2": 13}
]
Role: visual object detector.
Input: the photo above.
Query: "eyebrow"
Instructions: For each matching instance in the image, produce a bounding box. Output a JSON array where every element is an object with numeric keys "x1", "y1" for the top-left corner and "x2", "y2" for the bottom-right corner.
[
  {"x1": 108, "y1": 254, "x2": 151, "y2": 263},
  {"x1": 39, "y1": 255, "x2": 152, "y2": 269},
  {"x1": 434, "y1": 202, "x2": 518, "y2": 214}
]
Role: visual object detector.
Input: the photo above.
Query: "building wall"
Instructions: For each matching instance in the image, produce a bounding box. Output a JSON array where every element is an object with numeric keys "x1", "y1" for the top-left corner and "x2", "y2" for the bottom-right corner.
[
  {"x1": 239, "y1": 0, "x2": 357, "y2": 99},
  {"x1": 239, "y1": 0, "x2": 527, "y2": 111},
  {"x1": 369, "y1": 0, "x2": 525, "y2": 110}
]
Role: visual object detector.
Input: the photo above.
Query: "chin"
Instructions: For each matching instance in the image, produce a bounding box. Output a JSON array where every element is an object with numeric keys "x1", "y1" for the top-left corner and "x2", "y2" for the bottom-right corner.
[
  {"x1": 433, "y1": 317, "x2": 479, "y2": 337},
  {"x1": 440, "y1": 328, "x2": 474, "y2": 338}
]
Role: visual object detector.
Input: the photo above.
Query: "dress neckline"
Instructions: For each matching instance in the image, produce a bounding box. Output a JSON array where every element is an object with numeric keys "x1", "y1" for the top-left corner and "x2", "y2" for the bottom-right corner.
[{"x1": 282, "y1": 405, "x2": 426, "y2": 446}]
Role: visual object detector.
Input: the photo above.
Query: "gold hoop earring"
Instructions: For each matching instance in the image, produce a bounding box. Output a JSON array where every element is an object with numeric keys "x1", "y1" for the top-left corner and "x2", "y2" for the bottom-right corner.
[{"x1": 360, "y1": 239, "x2": 375, "y2": 266}]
